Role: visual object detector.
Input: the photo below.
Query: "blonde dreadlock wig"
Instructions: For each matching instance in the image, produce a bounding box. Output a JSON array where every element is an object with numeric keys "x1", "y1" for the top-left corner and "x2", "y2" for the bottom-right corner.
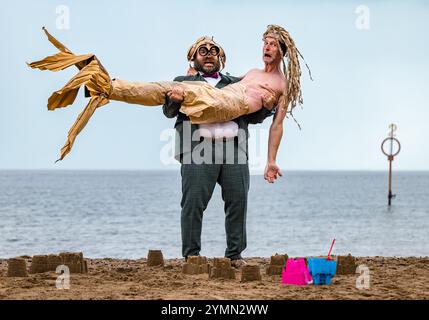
[
  {"x1": 186, "y1": 36, "x2": 226, "y2": 71},
  {"x1": 263, "y1": 24, "x2": 312, "y2": 117}
]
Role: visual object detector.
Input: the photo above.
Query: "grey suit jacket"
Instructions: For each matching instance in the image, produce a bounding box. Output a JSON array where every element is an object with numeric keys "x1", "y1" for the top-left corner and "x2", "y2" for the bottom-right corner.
[{"x1": 162, "y1": 73, "x2": 275, "y2": 163}]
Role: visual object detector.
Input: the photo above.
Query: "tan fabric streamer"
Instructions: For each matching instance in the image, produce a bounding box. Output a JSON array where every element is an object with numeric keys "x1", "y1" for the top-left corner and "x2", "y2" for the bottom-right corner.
[{"x1": 28, "y1": 28, "x2": 111, "y2": 162}]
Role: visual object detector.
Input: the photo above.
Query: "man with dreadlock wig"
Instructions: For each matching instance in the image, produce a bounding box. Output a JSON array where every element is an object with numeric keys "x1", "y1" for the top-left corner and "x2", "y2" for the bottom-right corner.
[{"x1": 29, "y1": 25, "x2": 310, "y2": 173}]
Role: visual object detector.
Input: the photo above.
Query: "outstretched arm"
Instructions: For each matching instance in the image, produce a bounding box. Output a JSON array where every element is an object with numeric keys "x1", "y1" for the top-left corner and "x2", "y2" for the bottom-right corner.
[{"x1": 264, "y1": 95, "x2": 288, "y2": 183}]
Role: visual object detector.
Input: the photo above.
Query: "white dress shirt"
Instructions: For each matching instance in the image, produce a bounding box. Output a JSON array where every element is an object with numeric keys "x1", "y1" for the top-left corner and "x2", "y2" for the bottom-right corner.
[{"x1": 197, "y1": 72, "x2": 239, "y2": 139}]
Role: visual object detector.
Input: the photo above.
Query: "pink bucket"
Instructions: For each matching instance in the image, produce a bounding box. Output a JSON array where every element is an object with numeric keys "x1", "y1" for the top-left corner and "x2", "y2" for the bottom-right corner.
[{"x1": 281, "y1": 258, "x2": 313, "y2": 286}]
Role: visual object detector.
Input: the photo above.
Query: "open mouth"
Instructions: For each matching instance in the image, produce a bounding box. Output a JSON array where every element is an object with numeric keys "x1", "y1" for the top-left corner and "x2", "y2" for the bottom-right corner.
[{"x1": 264, "y1": 53, "x2": 272, "y2": 58}]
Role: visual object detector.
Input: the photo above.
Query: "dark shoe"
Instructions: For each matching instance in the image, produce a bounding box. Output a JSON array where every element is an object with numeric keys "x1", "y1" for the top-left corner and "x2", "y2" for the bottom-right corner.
[
  {"x1": 184, "y1": 255, "x2": 200, "y2": 263},
  {"x1": 231, "y1": 259, "x2": 247, "y2": 269}
]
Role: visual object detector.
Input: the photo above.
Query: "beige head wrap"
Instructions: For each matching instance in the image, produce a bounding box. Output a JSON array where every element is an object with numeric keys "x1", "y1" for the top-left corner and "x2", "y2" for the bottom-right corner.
[
  {"x1": 263, "y1": 24, "x2": 312, "y2": 121},
  {"x1": 187, "y1": 36, "x2": 226, "y2": 71}
]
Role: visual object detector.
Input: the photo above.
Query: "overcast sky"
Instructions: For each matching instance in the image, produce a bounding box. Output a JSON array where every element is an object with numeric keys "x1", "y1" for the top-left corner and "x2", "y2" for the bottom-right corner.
[{"x1": 0, "y1": 0, "x2": 428, "y2": 171}]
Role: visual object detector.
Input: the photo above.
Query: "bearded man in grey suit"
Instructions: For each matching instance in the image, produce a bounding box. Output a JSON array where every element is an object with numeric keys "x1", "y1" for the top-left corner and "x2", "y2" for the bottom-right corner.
[{"x1": 163, "y1": 36, "x2": 275, "y2": 268}]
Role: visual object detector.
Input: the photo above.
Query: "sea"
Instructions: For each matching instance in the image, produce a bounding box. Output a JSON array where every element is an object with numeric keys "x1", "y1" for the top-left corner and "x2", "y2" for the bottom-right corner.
[{"x1": 0, "y1": 170, "x2": 428, "y2": 259}]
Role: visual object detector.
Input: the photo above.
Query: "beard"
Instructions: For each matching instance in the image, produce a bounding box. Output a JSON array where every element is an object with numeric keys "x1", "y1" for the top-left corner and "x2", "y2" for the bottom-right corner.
[{"x1": 193, "y1": 59, "x2": 221, "y2": 75}]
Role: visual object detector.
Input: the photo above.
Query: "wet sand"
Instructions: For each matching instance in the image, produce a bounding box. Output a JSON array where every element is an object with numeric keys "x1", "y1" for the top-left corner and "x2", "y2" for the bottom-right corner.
[{"x1": 0, "y1": 256, "x2": 428, "y2": 300}]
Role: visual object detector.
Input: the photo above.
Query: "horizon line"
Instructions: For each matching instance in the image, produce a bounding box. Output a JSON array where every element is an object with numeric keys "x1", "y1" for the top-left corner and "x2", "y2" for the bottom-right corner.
[{"x1": 1, "y1": 168, "x2": 428, "y2": 172}]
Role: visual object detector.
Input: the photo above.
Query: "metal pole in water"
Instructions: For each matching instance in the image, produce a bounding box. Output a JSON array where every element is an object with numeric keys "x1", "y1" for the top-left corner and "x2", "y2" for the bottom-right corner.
[
  {"x1": 388, "y1": 156, "x2": 393, "y2": 206},
  {"x1": 381, "y1": 124, "x2": 401, "y2": 206}
]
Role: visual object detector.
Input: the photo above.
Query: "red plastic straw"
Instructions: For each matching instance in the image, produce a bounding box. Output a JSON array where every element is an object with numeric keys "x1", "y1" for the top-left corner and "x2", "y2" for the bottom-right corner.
[{"x1": 327, "y1": 238, "x2": 336, "y2": 260}]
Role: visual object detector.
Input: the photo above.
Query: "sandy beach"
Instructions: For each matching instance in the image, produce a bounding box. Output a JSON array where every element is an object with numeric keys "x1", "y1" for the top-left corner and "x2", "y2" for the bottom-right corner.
[{"x1": 0, "y1": 256, "x2": 428, "y2": 300}]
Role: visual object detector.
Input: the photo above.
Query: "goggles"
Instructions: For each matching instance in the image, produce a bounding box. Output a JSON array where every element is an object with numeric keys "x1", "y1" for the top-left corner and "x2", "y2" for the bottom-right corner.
[{"x1": 197, "y1": 45, "x2": 220, "y2": 57}]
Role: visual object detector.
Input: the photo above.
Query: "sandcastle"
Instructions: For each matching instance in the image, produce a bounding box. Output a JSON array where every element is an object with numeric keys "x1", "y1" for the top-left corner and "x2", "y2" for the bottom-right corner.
[
  {"x1": 182, "y1": 256, "x2": 210, "y2": 275},
  {"x1": 30, "y1": 255, "x2": 49, "y2": 274},
  {"x1": 7, "y1": 258, "x2": 28, "y2": 277},
  {"x1": 147, "y1": 250, "x2": 164, "y2": 267},
  {"x1": 59, "y1": 252, "x2": 88, "y2": 273},
  {"x1": 30, "y1": 252, "x2": 88, "y2": 274},
  {"x1": 209, "y1": 258, "x2": 235, "y2": 280},
  {"x1": 47, "y1": 254, "x2": 63, "y2": 271},
  {"x1": 266, "y1": 254, "x2": 288, "y2": 275},
  {"x1": 241, "y1": 264, "x2": 262, "y2": 282},
  {"x1": 336, "y1": 254, "x2": 356, "y2": 275}
]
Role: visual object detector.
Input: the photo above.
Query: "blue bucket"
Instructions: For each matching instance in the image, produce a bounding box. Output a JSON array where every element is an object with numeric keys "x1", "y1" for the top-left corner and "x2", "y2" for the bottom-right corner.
[{"x1": 307, "y1": 258, "x2": 337, "y2": 285}]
